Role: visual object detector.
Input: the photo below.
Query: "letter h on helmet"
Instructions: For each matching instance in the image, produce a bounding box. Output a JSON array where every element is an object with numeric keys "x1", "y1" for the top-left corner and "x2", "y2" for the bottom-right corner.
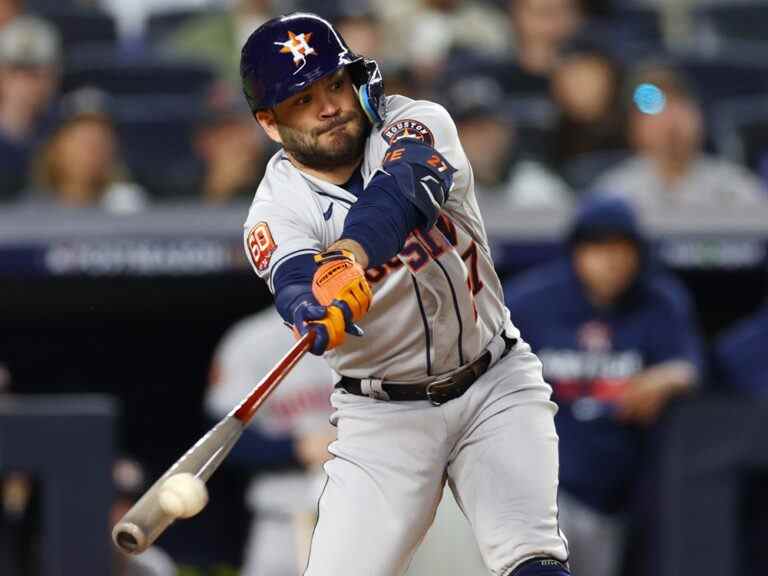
[{"x1": 240, "y1": 12, "x2": 385, "y2": 126}]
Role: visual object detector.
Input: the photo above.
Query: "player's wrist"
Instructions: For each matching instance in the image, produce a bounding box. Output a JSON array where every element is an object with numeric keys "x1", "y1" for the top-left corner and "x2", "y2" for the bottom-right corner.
[{"x1": 325, "y1": 239, "x2": 369, "y2": 269}]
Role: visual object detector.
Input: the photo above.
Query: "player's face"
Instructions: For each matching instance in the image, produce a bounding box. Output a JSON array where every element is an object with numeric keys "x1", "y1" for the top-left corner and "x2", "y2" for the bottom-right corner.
[
  {"x1": 257, "y1": 69, "x2": 369, "y2": 170},
  {"x1": 573, "y1": 237, "x2": 640, "y2": 307}
]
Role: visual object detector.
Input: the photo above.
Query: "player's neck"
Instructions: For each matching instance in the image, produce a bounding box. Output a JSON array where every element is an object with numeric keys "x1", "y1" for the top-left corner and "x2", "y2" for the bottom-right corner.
[{"x1": 286, "y1": 153, "x2": 362, "y2": 186}]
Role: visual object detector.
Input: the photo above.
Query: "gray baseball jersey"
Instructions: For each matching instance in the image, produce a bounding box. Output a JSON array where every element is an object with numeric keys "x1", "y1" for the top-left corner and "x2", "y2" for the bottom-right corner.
[
  {"x1": 244, "y1": 94, "x2": 518, "y2": 381},
  {"x1": 242, "y1": 94, "x2": 568, "y2": 576}
]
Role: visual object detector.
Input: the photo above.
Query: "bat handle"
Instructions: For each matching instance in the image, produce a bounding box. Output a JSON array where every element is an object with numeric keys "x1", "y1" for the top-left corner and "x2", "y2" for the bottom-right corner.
[{"x1": 233, "y1": 331, "x2": 314, "y2": 424}]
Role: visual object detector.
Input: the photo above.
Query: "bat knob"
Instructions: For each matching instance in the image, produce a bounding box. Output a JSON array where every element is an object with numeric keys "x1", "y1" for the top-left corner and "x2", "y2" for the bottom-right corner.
[{"x1": 113, "y1": 522, "x2": 146, "y2": 554}]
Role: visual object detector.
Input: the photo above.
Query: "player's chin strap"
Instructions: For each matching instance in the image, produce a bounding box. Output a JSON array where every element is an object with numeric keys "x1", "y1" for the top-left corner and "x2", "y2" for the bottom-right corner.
[
  {"x1": 358, "y1": 84, "x2": 383, "y2": 126},
  {"x1": 507, "y1": 557, "x2": 571, "y2": 576}
]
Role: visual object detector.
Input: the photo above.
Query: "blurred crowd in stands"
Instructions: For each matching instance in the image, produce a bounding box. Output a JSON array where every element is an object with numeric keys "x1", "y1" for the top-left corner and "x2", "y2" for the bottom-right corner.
[{"x1": 1, "y1": 0, "x2": 768, "y2": 211}]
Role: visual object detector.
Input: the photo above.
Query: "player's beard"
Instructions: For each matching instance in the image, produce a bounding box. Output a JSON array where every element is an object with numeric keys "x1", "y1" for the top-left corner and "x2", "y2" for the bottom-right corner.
[{"x1": 277, "y1": 109, "x2": 370, "y2": 170}]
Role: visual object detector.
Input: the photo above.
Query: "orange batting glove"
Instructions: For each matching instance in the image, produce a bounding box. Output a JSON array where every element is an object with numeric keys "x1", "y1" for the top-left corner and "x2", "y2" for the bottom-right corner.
[
  {"x1": 292, "y1": 250, "x2": 372, "y2": 356},
  {"x1": 312, "y1": 249, "x2": 372, "y2": 321}
]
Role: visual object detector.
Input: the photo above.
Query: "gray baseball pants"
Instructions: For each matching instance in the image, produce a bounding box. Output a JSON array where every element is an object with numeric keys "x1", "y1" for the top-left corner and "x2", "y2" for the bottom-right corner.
[{"x1": 303, "y1": 342, "x2": 570, "y2": 576}]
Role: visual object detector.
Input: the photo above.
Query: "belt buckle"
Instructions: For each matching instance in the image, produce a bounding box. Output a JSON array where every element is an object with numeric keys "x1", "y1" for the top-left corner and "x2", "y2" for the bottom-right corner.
[{"x1": 425, "y1": 375, "x2": 455, "y2": 406}]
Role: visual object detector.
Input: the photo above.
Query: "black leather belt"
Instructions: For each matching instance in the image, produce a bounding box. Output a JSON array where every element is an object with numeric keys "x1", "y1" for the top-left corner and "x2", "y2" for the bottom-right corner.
[{"x1": 337, "y1": 335, "x2": 517, "y2": 405}]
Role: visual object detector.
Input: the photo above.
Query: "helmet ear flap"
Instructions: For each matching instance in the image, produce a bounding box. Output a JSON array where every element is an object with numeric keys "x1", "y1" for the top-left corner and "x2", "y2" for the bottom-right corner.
[
  {"x1": 358, "y1": 83, "x2": 382, "y2": 126},
  {"x1": 350, "y1": 58, "x2": 385, "y2": 126}
]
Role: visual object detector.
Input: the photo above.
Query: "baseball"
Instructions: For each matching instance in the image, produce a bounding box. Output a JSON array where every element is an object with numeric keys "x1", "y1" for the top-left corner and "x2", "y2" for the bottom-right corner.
[{"x1": 158, "y1": 473, "x2": 209, "y2": 519}]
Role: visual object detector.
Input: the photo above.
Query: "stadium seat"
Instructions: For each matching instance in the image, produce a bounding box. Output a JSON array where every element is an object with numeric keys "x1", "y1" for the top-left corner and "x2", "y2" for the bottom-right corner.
[
  {"x1": 62, "y1": 54, "x2": 215, "y2": 98},
  {"x1": 146, "y1": 8, "x2": 203, "y2": 46},
  {"x1": 671, "y1": 52, "x2": 768, "y2": 109},
  {"x1": 514, "y1": 121, "x2": 557, "y2": 167},
  {"x1": 562, "y1": 149, "x2": 631, "y2": 191},
  {"x1": 37, "y1": 9, "x2": 118, "y2": 54},
  {"x1": 694, "y1": 3, "x2": 768, "y2": 46},
  {"x1": 447, "y1": 52, "x2": 551, "y2": 99},
  {"x1": 114, "y1": 97, "x2": 204, "y2": 199},
  {"x1": 713, "y1": 98, "x2": 768, "y2": 178},
  {"x1": 589, "y1": 6, "x2": 663, "y2": 52},
  {"x1": 26, "y1": 0, "x2": 82, "y2": 10}
]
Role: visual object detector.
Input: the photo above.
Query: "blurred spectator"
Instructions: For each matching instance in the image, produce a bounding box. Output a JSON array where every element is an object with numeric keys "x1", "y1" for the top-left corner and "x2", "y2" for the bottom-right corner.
[
  {"x1": 447, "y1": 75, "x2": 571, "y2": 206},
  {"x1": 551, "y1": 40, "x2": 626, "y2": 180},
  {"x1": 27, "y1": 87, "x2": 148, "y2": 213},
  {"x1": 331, "y1": 2, "x2": 383, "y2": 60},
  {"x1": 164, "y1": 0, "x2": 274, "y2": 88},
  {"x1": 445, "y1": 0, "x2": 584, "y2": 104},
  {"x1": 111, "y1": 458, "x2": 177, "y2": 576},
  {"x1": 509, "y1": 0, "x2": 584, "y2": 77},
  {"x1": 374, "y1": 0, "x2": 510, "y2": 76},
  {"x1": 504, "y1": 197, "x2": 702, "y2": 576},
  {"x1": 329, "y1": 1, "x2": 423, "y2": 99},
  {"x1": 99, "y1": 0, "x2": 214, "y2": 39},
  {"x1": 382, "y1": 61, "x2": 418, "y2": 99},
  {"x1": 0, "y1": 16, "x2": 60, "y2": 200},
  {"x1": 714, "y1": 304, "x2": 768, "y2": 396},
  {"x1": 0, "y1": 0, "x2": 21, "y2": 29},
  {"x1": 595, "y1": 63, "x2": 768, "y2": 207},
  {"x1": 206, "y1": 307, "x2": 335, "y2": 575},
  {"x1": 194, "y1": 90, "x2": 268, "y2": 203}
]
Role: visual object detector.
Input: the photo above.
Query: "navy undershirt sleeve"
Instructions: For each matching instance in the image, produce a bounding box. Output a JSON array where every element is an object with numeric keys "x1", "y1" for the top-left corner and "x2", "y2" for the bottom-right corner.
[
  {"x1": 272, "y1": 253, "x2": 317, "y2": 323},
  {"x1": 342, "y1": 139, "x2": 455, "y2": 267},
  {"x1": 342, "y1": 174, "x2": 427, "y2": 267}
]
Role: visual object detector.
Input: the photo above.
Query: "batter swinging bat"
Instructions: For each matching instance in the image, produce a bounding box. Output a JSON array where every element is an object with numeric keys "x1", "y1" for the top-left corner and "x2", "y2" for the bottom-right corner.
[{"x1": 112, "y1": 331, "x2": 315, "y2": 555}]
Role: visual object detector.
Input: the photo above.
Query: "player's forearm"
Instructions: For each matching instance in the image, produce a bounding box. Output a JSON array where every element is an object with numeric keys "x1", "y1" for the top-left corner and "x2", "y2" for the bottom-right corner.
[
  {"x1": 334, "y1": 141, "x2": 455, "y2": 268},
  {"x1": 338, "y1": 174, "x2": 427, "y2": 267},
  {"x1": 641, "y1": 360, "x2": 697, "y2": 392}
]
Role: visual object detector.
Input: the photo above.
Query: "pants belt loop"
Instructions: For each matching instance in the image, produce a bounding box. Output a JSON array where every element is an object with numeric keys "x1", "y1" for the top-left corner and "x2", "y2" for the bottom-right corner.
[
  {"x1": 360, "y1": 378, "x2": 389, "y2": 401},
  {"x1": 486, "y1": 332, "x2": 508, "y2": 366}
]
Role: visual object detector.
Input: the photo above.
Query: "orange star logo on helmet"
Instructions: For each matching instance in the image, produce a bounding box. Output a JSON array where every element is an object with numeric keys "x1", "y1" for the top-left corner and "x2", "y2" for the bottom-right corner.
[{"x1": 274, "y1": 31, "x2": 316, "y2": 73}]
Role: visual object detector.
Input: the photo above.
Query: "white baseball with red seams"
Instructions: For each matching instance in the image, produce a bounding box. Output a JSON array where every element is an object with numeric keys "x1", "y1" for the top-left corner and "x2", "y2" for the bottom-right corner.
[{"x1": 157, "y1": 473, "x2": 209, "y2": 519}]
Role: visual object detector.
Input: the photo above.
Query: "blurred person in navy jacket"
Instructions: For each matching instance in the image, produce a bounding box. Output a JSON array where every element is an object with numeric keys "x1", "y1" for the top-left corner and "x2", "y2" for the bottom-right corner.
[
  {"x1": 715, "y1": 303, "x2": 768, "y2": 395},
  {"x1": 504, "y1": 197, "x2": 702, "y2": 576}
]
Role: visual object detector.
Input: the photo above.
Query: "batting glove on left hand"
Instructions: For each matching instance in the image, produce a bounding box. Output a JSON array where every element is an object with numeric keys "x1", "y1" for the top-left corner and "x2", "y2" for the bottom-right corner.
[
  {"x1": 293, "y1": 299, "x2": 363, "y2": 356},
  {"x1": 311, "y1": 249, "x2": 372, "y2": 322}
]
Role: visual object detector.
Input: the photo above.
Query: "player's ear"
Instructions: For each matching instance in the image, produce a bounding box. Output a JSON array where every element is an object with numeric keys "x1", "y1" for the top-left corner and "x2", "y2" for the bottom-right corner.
[{"x1": 255, "y1": 110, "x2": 282, "y2": 144}]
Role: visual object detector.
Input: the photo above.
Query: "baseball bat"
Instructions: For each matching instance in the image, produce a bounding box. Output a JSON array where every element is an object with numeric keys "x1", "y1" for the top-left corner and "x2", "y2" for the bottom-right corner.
[{"x1": 112, "y1": 331, "x2": 315, "y2": 555}]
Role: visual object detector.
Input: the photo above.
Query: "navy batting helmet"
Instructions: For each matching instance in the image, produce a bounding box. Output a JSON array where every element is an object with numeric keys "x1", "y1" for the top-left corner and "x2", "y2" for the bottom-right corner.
[{"x1": 240, "y1": 12, "x2": 385, "y2": 125}]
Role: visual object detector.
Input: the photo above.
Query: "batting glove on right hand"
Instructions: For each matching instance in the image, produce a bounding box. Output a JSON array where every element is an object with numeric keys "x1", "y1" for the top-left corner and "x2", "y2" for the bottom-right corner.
[{"x1": 311, "y1": 249, "x2": 372, "y2": 322}]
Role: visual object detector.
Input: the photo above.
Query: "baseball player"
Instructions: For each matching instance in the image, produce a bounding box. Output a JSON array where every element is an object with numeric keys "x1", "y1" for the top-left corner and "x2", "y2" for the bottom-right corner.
[
  {"x1": 206, "y1": 307, "x2": 335, "y2": 575},
  {"x1": 239, "y1": 12, "x2": 570, "y2": 576}
]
